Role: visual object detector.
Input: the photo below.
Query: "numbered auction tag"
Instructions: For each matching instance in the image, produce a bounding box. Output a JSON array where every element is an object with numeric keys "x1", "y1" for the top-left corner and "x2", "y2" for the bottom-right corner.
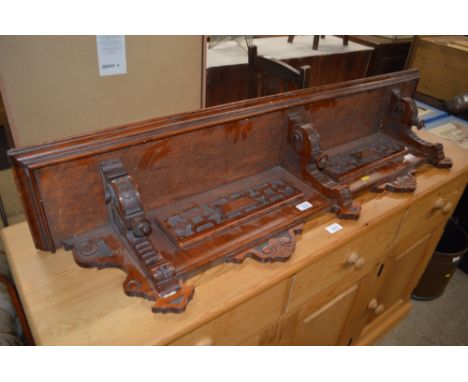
[
  {"x1": 325, "y1": 222, "x2": 343, "y2": 234},
  {"x1": 295, "y1": 201, "x2": 313, "y2": 211}
]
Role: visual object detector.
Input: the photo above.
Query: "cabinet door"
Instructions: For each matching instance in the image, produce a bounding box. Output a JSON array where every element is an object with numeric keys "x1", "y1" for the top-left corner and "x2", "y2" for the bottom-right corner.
[
  {"x1": 297, "y1": 285, "x2": 358, "y2": 345},
  {"x1": 373, "y1": 234, "x2": 431, "y2": 315},
  {"x1": 363, "y1": 227, "x2": 443, "y2": 329},
  {"x1": 277, "y1": 283, "x2": 360, "y2": 345},
  {"x1": 355, "y1": 224, "x2": 448, "y2": 344}
]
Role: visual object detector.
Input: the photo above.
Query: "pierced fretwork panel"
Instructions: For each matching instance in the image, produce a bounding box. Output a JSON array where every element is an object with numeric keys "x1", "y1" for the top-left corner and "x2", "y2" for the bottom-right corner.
[
  {"x1": 324, "y1": 136, "x2": 407, "y2": 181},
  {"x1": 158, "y1": 179, "x2": 303, "y2": 246}
]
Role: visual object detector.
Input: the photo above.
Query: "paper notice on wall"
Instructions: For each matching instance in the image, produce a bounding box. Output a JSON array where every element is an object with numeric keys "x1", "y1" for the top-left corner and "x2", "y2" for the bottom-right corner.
[{"x1": 96, "y1": 36, "x2": 127, "y2": 76}]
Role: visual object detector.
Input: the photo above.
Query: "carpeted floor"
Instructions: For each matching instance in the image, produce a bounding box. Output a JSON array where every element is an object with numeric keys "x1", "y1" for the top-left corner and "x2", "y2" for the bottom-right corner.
[{"x1": 378, "y1": 269, "x2": 468, "y2": 345}]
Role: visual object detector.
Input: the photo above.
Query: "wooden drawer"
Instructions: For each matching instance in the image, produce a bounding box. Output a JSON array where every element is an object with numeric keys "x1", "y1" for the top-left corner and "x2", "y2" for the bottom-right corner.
[
  {"x1": 396, "y1": 178, "x2": 465, "y2": 244},
  {"x1": 169, "y1": 280, "x2": 288, "y2": 345},
  {"x1": 286, "y1": 213, "x2": 403, "y2": 312}
]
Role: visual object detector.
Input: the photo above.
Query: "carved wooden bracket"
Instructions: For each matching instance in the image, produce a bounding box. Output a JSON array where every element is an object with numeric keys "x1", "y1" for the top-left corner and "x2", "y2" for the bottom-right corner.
[
  {"x1": 226, "y1": 224, "x2": 304, "y2": 264},
  {"x1": 64, "y1": 159, "x2": 195, "y2": 314},
  {"x1": 384, "y1": 89, "x2": 453, "y2": 169},
  {"x1": 287, "y1": 113, "x2": 361, "y2": 220},
  {"x1": 288, "y1": 113, "x2": 329, "y2": 170},
  {"x1": 373, "y1": 170, "x2": 417, "y2": 193},
  {"x1": 285, "y1": 89, "x2": 453, "y2": 220}
]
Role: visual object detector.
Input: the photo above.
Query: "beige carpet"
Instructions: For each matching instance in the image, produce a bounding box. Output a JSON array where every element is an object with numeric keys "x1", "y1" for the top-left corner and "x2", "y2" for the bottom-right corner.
[{"x1": 378, "y1": 269, "x2": 468, "y2": 345}]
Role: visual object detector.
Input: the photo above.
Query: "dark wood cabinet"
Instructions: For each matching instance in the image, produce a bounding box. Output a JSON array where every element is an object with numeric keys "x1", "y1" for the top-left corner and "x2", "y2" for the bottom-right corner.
[
  {"x1": 206, "y1": 37, "x2": 372, "y2": 107},
  {"x1": 348, "y1": 35, "x2": 412, "y2": 76}
]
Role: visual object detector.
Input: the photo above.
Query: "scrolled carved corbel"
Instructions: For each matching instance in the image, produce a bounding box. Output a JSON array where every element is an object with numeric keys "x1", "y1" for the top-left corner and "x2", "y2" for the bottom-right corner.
[
  {"x1": 386, "y1": 89, "x2": 453, "y2": 169},
  {"x1": 372, "y1": 170, "x2": 417, "y2": 193},
  {"x1": 329, "y1": 185, "x2": 361, "y2": 219},
  {"x1": 226, "y1": 224, "x2": 304, "y2": 264},
  {"x1": 391, "y1": 91, "x2": 425, "y2": 131},
  {"x1": 101, "y1": 159, "x2": 153, "y2": 237},
  {"x1": 288, "y1": 113, "x2": 329, "y2": 170},
  {"x1": 287, "y1": 113, "x2": 360, "y2": 220},
  {"x1": 66, "y1": 159, "x2": 194, "y2": 314}
]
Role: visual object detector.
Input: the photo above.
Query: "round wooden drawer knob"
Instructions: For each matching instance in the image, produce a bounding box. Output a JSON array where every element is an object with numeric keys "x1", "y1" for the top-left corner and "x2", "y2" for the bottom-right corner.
[
  {"x1": 347, "y1": 252, "x2": 365, "y2": 269},
  {"x1": 368, "y1": 298, "x2": 378, "y2": 310},
  {"x1": 442, "y1": 202, "x2": 453, "y2": 215},
  {"x1": 374, "y1": 304, "x2": 385, "y2": 315},
  {"x1": 368, "y1": 299, "x2": 385, "y2": 315},
  {"x1": 434, "y1": 198, "x2": 445, "y2": 210}
]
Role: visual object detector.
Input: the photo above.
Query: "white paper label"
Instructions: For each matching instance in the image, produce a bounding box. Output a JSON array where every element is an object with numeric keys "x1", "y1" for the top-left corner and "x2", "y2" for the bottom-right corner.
[
  {"x1": 403, "y1": 153, "x2": 416, "y2": 162},
  {"x1": 453, "y1": 256, "x2": 461, "y2": 263},
  {"x1": 296, "y1": 201, "x2": 313, "y2": 211},
  {"x1": 325, "y1": 223, "x2": 343, "y2": 234},
  {"x1": 96, "y1": 35, "x2": 127, "y2": 76}
]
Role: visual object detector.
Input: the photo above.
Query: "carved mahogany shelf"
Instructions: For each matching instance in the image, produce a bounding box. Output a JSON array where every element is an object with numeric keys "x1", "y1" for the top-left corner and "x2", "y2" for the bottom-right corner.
[
  {"x1": 9, "y1": 69, "x2": 452, "y2": 313},
  {"x1": 63, "y1": 165, "x2": 328, "y2": 313}
]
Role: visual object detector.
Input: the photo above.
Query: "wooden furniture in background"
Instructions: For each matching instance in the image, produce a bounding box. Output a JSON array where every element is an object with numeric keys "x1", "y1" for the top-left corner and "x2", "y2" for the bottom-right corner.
[
  {"x1": 348, "y1": 35, "x2": 412, "y2": 76},
  {"x1": 248, "y1": 45, "x2": 310, "y2": 98},
  {"x1": 407, "y1": 36, "x2": 468, "y2": 110},
  {"x1": 1, "y1": 131, "x2": 466, "y2": 344},
  {"x1": 288, "y1": 35, "x2": 349, "y2": 50},
  {"x1": 206, "y1": 36, "x2": 372, "y2": 107},
  {"x1": 8, "y1": 70, "x2": 452, "y2": 313}
]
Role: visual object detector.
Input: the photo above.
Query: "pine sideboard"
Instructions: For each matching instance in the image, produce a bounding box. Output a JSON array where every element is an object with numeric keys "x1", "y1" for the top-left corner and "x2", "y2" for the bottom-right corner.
[{"x1": 1, "y1": 130, "x2": 467, "y2": 345}]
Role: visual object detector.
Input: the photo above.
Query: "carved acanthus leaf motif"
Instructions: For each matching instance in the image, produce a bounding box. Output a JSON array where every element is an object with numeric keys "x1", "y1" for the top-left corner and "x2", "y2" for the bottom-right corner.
[
  {"x1": 373, "y1": 170, "x2": 417, "y2": 193},
  {"x1": 226, "y1": 224, "x2": 304, "y2": 264}
]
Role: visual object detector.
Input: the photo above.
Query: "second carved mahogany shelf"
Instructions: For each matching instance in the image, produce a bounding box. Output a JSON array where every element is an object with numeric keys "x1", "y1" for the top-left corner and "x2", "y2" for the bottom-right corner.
[{"x1": 8, "y1": 69, "x2": 452, "y2": 313}]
